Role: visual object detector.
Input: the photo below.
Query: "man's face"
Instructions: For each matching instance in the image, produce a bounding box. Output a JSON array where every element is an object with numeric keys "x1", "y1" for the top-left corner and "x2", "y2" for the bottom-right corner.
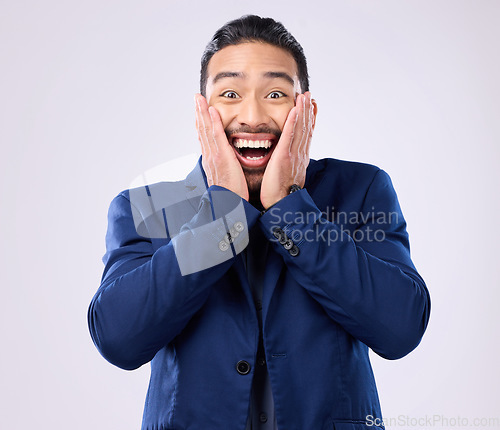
[{"x1": 205, "y1": 42, "x2": 301, "y2": 198}]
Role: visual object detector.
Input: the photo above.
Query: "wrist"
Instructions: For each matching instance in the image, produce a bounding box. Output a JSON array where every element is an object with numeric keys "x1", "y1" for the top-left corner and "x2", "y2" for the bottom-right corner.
[{"x1": 261, "y1": 184, "x2": 302, "y2": 211}]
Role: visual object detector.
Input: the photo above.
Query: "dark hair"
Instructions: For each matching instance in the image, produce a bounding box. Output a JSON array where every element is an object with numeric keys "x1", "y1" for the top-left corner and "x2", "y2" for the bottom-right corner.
[{"x1": 200, "y1": 15, "x2": 309, "y2": 96}]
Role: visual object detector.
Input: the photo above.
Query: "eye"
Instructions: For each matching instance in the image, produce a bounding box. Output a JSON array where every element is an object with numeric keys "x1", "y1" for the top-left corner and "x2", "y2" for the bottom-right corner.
[
  {"x1": 267, "y1": 91, "x2": 286, "y2": 99},
  {"x1": 220, "y1": 90, "x2": 240, "y2": 99}
]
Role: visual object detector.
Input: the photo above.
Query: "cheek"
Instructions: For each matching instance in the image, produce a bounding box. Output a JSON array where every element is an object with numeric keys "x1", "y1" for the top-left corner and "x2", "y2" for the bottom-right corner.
[
  {"x1": 272, "y1": 105, "x2": 294, "y2": 130},
  {"x1": 211, "y1": 104, "x2": 235, "y2": 129}
]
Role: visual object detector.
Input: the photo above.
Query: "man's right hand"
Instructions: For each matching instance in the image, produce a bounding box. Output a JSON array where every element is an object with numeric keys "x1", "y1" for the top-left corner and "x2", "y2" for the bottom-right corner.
[{"x1": 195, "y1": 94, "x2": 249, "y2": 201}]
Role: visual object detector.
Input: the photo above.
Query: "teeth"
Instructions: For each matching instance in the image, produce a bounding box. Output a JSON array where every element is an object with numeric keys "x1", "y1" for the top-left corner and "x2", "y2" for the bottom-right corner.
[
  {"x1": 233, "y1": 139, "x2": 272, "y2": 149},
  {"x1": 246, "y1": 156, "x2": 265, "y2": 160}
]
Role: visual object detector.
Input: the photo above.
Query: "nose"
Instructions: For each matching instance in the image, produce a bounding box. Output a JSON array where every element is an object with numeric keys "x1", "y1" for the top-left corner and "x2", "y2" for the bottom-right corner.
[{"x1": 236, "y1": 96, "x2": 269, "y2": 128}]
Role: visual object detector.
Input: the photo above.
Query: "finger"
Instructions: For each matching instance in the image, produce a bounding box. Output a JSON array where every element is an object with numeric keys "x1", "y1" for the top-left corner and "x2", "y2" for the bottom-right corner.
[
  {"x1": 291, "y1": 92, "x2": 307, "y2": 154},
  {"x1": 196, "y1": 95, "x2": 234, "y2": 185},
  {"x1": 197, "y1": 95, "x2": 219, "y2": 163},
  {"x1": 195, "y1": 94, "x2": 215, "y2": 182},
  {"x1": 277, "y1": 102, "x2": 299, "y2": 155},
  {"x1": 291, "y1": 93, "x2": 313, "y2": 181},
  {"x1": 196, "y1": 94, "x2": 214, "y2": 147},
  {"x1": 277, "y1": 94, "x2": 301, "y2": 180},
  {"x1": 198, "y1": 96, "x2": 232, "y2": 159},
  {"x1": 195, "y1": 95, "x2": 210, "y2": 156},
  {"x1": 305, "y1": 96, "x2": 315, "y2": 154},
  {"x1": 208, "y1": 106, "x2": 230, "y2": 153},
  {"x1": 298, "y1": 92, "x2": 314, "y2": 155},
  {"x1": 292, "y1": 93, "x2": 306, "y2": 177},
  {"x1": 298, "y1": 92, "x2": 312, "y2": 154},
  {"x1": 195, "y1": 96, "x2": 199, "y2": 131}
]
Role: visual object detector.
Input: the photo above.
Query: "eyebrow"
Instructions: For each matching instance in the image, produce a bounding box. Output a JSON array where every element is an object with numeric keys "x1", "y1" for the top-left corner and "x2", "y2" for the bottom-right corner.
[
  {"x1": 212, "y1": 71, "x2": 295, "y2": 86},
  {"x1": 263, "y1": 71, "x2": 295, "y2": 86}
]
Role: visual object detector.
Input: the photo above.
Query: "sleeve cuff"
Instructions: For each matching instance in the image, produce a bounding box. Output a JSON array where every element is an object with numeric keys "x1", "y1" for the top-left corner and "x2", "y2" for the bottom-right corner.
[
  {"x1": 172, "y1": 186, "x2": 261, "y2": 275},
  {"x1": 259, "y1": 189, "x2": 322, "y2": 259}
]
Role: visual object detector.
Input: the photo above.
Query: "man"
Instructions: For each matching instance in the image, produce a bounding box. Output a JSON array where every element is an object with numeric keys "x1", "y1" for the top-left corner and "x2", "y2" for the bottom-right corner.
[{"x1": 88, "y1": 15, "x2": 430, "y2": 430}]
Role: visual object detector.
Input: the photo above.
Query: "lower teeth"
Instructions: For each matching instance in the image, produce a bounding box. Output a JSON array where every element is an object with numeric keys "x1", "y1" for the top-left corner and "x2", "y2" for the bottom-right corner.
[{"x1": 246, "y1": 156, "x2": 264, "y2": 160}]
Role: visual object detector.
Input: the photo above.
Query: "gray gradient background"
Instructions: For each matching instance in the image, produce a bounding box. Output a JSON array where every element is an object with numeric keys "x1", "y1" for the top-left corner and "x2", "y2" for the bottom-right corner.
[{"x1": 1, "y1": 1, "x2": 499, "y2": 429}]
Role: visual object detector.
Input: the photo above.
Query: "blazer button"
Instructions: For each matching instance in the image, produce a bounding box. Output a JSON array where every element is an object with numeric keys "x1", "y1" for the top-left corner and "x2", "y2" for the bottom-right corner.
[
  {"x1": 289, "y1": 245, "x2": 300, "y2": 257},
  {"x1": 283, "y1": 239, "x2": 293, "y2": 250},
  {"x1": 236, "y1": 360, "x2": 251, "y2": 375}
]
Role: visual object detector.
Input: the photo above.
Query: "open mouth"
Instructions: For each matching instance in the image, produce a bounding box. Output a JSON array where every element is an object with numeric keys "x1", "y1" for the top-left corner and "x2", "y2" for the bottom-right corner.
[
  {"x1": 233, "y1": 138, "x2": 273, "y2": 160},
  {"x1": 230, "y1": 133, "x2": 278, "y2": 168}
]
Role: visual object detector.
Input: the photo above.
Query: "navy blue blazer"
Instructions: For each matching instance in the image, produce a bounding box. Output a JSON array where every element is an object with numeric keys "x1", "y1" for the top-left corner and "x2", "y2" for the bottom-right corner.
[{"x1": 88, "y1": 157, "x2": 430, "y2": 430}]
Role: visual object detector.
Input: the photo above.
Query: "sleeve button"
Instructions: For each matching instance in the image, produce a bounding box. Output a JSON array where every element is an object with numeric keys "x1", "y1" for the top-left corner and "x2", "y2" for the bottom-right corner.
[
  {"x1": 229, "y1": 227, "x2": 239, "y2": 238},
  {"x1": 219, "y1": 241, "x2": 229, "y2": 252},
  {"x1": 272, "y1": 227, "x2": 283, "y2": 240}
]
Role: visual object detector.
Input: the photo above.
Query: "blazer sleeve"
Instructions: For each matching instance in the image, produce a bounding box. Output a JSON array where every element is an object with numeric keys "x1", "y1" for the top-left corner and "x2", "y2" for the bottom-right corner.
[
  {"x1": 88, "y1": 186, "x2": 260, "y2": 370},
  {"x1": 259, "y1": 169, "x2": 431, "y2": 360}
]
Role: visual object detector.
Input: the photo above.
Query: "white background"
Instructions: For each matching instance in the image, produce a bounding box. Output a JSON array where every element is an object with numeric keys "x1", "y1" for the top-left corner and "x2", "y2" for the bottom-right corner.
[{"x1": 1, "y1": 1, "x2": 499, "y2": 429}]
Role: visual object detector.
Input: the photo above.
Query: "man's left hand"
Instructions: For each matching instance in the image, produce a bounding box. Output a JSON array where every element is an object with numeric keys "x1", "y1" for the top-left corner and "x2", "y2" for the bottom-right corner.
[{"x1": 260, "y1": 92, "x2": 316, "y2": 209}]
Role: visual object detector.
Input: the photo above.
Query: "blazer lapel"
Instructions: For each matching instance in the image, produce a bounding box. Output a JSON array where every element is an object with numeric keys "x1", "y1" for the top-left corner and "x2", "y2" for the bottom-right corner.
[
  {"x1": 230, "y1": 249, "x2": 285, "y2": 331},
  {"x1": 184, "y1": 156, "x2": 208, "y2": 212},
  {"x1": 261, "y1": 248, "x2": 284, "y2": 326},
  {"x1": 232, "y1": 254, "x2": 259, "y2": 323}
]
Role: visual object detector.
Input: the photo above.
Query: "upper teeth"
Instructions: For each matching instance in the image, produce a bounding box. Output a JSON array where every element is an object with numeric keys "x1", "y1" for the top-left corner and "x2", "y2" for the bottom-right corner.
[{"x1": 233, "y1": 139, "x2": 272, "y2": 149}]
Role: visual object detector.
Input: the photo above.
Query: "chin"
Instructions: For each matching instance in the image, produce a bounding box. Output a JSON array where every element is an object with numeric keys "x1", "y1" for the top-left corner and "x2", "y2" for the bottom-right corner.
[{"x1": 243, "y1": 168, "x2": 264, "y2": 195}]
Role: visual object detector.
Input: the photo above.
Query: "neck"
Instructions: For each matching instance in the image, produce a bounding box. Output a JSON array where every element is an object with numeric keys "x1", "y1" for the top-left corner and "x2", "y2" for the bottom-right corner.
[{"x1": 249, "y1": 190, "x2": 264, "y2": 212}]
